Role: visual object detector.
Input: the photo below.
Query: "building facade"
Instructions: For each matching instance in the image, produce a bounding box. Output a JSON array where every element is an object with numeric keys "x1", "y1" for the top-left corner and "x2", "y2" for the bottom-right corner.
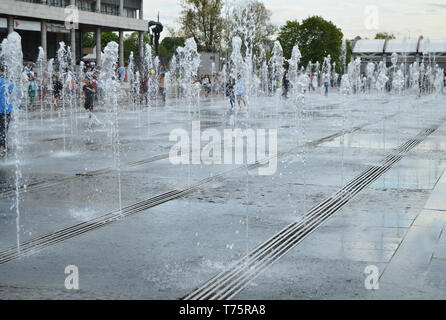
[
  {"x1": 198, "y1": 52, "x2": 220, "y2": 76},
  {"x1": 0, "y1": 0, "x2": 147, "y2": 66}
]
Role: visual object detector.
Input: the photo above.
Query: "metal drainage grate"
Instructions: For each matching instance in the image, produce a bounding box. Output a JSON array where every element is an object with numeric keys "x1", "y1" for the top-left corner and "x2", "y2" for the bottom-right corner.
[{"x1": 183, "y1": 125, "x2": 442, "y2": 300}]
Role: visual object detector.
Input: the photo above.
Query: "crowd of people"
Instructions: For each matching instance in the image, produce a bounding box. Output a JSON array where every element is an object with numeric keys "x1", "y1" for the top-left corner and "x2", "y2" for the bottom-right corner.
[{"x1": 1, "y1": 57, "x2": 444, "y2": 157}]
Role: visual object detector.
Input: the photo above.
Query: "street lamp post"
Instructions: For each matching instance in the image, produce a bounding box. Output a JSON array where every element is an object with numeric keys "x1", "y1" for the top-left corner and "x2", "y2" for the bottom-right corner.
[{"x1": 148, "y1": 21, "x2": 163, "y2": 57}]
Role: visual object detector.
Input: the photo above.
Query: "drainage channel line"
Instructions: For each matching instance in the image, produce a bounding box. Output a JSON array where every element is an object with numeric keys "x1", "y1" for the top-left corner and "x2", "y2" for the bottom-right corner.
[
  {"x1": 200, "y1": 134, "x2": 438, "y2": 300},
  {"x1": 198, "y1": 135, "x2": 437, "y2": 300},
  {"x1": 0, "y1": 116, "x2": 237, "y2": 200},
  {"x1": 0, "y1": 110, "x2": 409, "y2": 264},
  {"x1": 206, "y1": 153, "x2": 405, "y2": 300},
  {"x1": 0, "y1": 121, "x2": 374, "y2": 265},
  {"x1": 184, "y1": 139, "x2": 426, "y2": 298},
  {"x1": 183, "y1": 138, "x2": 422, "y2": 300},
  {"x1": 0, "y1": 172, "x2": 233, "y2": 264},
  {"x1": 186, "y1": 160, "x2": 399, "y2": 300},
  {"x1": 0, "y1": 103, "x2": 402, "y2": 200},
  {"x1": 195, "y1": 133, "x2": 435, "y2": 299},
  {"x1": 183, "y1": 122, "x2": 442, "y2": 300},
  {"x1": 0, "y1": 153, "x2": 170, "y2": 200}
]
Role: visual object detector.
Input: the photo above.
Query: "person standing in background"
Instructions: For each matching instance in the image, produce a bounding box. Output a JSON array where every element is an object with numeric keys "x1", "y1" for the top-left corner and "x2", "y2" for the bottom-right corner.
[
  {"x1": 28, "y1": 74, "x2": 37, "y2": 108},
  {"x1": 118, "y1": 65, "x2": 126, "y2": 83},
  {"x1": 0, "y1": 67, "x2": 16, "y2": 156}
]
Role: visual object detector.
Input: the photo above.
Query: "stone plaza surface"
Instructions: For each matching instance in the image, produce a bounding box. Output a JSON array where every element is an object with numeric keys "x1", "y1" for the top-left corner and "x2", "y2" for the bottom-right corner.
[{"x1": 0, "y1": 91, "x2": 445, "y2": 299}]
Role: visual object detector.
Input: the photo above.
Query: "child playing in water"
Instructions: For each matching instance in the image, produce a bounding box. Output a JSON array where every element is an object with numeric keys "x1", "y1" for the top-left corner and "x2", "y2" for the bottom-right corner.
[
  {"x1": 225, "y1": 77, "x2": 235, "y2": 110},
  {"x1": 83, "y1": 77, "x2": 96, "y2": 116},
  {"x1": 28, "y1": 74, "x2": 37, "y2": 108},
  {"x1": 235, "y1": 77, "x2": 246, "y2": 108}
]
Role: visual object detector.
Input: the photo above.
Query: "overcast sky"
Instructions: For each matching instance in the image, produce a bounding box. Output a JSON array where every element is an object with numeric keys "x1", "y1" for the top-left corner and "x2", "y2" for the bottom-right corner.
[{"x1": 143, "y1": 0, "x2": 446, "y2": 40}]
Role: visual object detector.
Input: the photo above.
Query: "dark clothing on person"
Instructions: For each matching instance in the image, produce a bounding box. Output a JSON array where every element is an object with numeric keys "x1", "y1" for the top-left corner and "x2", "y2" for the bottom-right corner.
[
  {"x1": 282, "y1": 74, "x2": 290, "y2": 98},
  {"x1": 226, "y1": 81, "x2": 235, "y2": 109},
  {"x1": 83, "y1": 84, "x2": 95, "y2": 110},
  {"x1": 53, "y1": 80, "x2": 63, "y2": 99},
  {"x1": 0, "y1": 113, "x2": 11, "y2": 150},
  {"x1": 159, "y1": 87, "x2": 166, "y2": 102}
]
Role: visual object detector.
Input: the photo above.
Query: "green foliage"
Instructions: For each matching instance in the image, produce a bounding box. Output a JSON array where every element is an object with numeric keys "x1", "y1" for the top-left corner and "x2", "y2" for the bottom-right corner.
[
  {"x1": 346, "y1": 39, "x2": 352, "y2": 67},
  {"x1": 101, "y1": 32, "x2": 119, "y2": 50},
  {"x1": 277, "y1": 16, "x2": 343, "y2": 69},
  {"x1": 277, "y1": 20, "x2": 300, "y2": 61},
  {"x1": 159, "y1": 37, "x2": 185, "y2": 57},
  {"x1": 123, "y1": 32, "x2": 151, "y2": 62},
  {"x1": 81, "y1": 32, "x2": 119, "y2": 51},
  {"x1": 82, "y1": 32, "x2": 95, "y2": 48},
  {"x1": 226, "y1": 1, "x2": 277, "y2": 57},
  {"x1": 180, "y1": 0, "x2": 224, "y2": 52},
  {"x1": 375, "y1": 32, "x2": 395, "y2": 39}
]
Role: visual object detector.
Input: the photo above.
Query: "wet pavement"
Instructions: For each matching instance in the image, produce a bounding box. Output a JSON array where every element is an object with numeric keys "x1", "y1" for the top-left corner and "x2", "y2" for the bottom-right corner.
[{"x1": 0, "y1": 91, "x2": 445, "y2": 299}]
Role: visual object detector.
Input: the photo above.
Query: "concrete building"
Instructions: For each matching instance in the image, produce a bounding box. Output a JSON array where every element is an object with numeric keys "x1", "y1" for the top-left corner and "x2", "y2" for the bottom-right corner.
[
  {"x1": 351, "y1": 36, "x2": 446, "y2": 73},
  {"x1": 198, "y1": 52, "x2": 220, "y2": 76},
  {"x1": 0, "y1": 0, "x2": 148, "y2": 66}
]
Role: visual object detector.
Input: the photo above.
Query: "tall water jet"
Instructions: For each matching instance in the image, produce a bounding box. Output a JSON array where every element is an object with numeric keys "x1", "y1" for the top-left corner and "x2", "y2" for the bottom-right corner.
[
  {"x1": 348, "y1": 57, "x2": 361, "y2": 94},
  {"x1": 288, "y1": 44, "x2": 301, "y2": 145},
  {"x1": 144, "y1": 44, "x2": 154, "y2": 136},
  {"x1": 409, "y1": 61, "x2": 420, "y2": 95},
  {"x1": 269, "y1": 40, "x2": 284, "y2": 97},
  {"x1": 393, "y1": 69, "x2": 405, "y2": 94},
  {"x1": 288, "y1": 45, "x2": 301, "y2": 90},
  {"x1": 144, "y1": 44, "x2": 154, "y2": 107},
  {"x1": 366, "y1": 62, "x2": 375, "y2": 93},
  {"x1": 177, "y1": 38, "x2": 200, "y2": 116},
  {"x1": 37, "y1": 47, "x2": 46, "y2": 124},
  {"x1": 227, "y1": 0, "x2": 258, "y2": 103},
  {"x1": 433, "y1": 64, "x2": 444, "y2": 94},
  {"x1": 376, "y1": 61, "x2": 388, "y2": 93},
  {"x1": 47, "y1": 58, "x2": 54, "y2": 117},
  {"x1": 56, "y1": 42, "x2": 68, "y2": 152},
  {"x1": 127, "y1": 52, "x2": 135, "y2": 110},
  {"x1": 340, "y1": 39, "x2": 347, "y2": 74},
  {"x1": 168, "y1": 51, "x2": 178, "y2": 106},
  {"x1": 230, "y1": 36, "x2": 247, "y2": 114},
  {"x1": 153, "y1": 55, "x2": 160, "y2": 104},
  {"x1": 296, "y1": 65, "x2": 310, "y2": 224},
  {"x1": 100, "y1": 41, "x2": 122, "y2": 215},
  {"x1": 0, "y1": 32, "x2": 25, "y2": 254},
  {"x1": 269, "y1": 40, "x2": 284, "y2": 126}
]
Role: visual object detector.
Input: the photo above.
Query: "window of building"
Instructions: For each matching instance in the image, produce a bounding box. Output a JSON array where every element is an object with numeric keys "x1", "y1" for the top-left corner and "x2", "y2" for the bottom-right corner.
[
  {"x1": 101, "y1": 4, "x2": 119, "y2": 16},
  {"x1": 75, "y1": 0, "x2": 95, "y2": 12},
  {"x1": 47, "y1": 0, "x2": 70, "y2": 7},
  {"x1": 47, "y1": 0, "x2": 69, "y2": 7},
  {"x1": 124, "y1": 8, "x2": 137, "y2": 19}
]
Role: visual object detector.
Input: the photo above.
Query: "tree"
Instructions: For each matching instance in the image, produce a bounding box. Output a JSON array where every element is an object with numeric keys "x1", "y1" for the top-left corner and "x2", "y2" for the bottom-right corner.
[
  {"x1": 81, "y1": 32, "x2": 119, "y2": 51},
  {"x1": 159, "y1": 37, "x2": 185, "y2": 57},
  {"x1": 375, "y1": 32, "x2": 395, "y2": 39},
  {"x1": 82, "y1": 32, "x2": 96, "y2": 48},
  {"x1": 278, "y1": 16, "x2": 343, "y2": 69},
  {"x1": 179, "y1": 0, "x2": 224, "y2": 52},
  {"x1": 225, "y1": 1, "x2": 277, "y2": 57},
  {"x1": 277, "y1": 20, "x2": 300, "y2": 61},
  {"x1": 101, "y1": 32, "x2": 119, "y2": 51},
  {"x1": 123, "y1": 31, "x2": 151, "y2": 61}
]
